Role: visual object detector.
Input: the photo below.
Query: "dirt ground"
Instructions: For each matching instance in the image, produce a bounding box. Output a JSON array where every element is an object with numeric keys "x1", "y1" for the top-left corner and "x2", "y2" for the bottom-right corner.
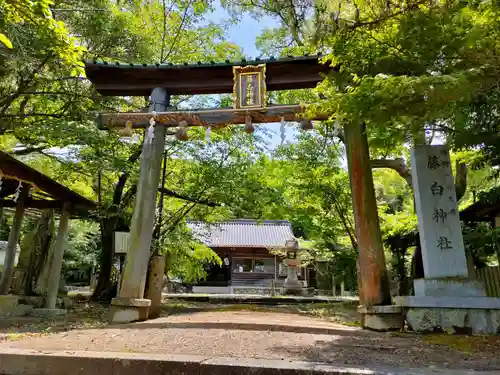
[{"x1": 0, "y1": 301, "x2": 499, "y2": 371}]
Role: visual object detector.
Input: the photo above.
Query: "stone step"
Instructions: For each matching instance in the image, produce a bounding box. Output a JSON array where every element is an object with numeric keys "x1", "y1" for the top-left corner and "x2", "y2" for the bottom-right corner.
[{"x1": 0, "y1": 348, "x2": 496, "y2": 375}]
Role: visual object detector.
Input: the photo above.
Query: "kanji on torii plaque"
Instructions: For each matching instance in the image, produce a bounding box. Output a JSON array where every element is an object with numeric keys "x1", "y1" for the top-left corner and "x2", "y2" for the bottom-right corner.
[{"x1": 232, "y1": 65, "x2": 267, "y2": 109}]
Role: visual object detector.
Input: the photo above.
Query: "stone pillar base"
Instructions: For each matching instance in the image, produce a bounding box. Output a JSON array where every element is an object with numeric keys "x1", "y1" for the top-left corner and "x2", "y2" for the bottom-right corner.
[
  {"x1": 413, "y1": 278, "x2": 485, "y2": 297},
  {"x1": 0, "y1": 295, "x2": 34, "y2": 317},
  {"x1": 110, "y1": 297, "x2": 151, "y2": 323},
  {"x1": 395, "y1": 296, "x2": 500, "y2": 334},
  {"x1": 358, "y1": 305, "x2": 404, "y2": 331},
  {"x1": 280, "y1": 287, "x2": 306, "y2": 296},
  {"x1": 282, "y1": 272, "x2": 303, "y2": 295}
]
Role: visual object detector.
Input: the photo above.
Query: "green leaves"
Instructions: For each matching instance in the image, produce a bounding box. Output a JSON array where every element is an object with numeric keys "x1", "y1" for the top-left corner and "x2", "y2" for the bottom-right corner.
[{"x1": 0, "y1": 33, "x2": 13, "y2": 49}]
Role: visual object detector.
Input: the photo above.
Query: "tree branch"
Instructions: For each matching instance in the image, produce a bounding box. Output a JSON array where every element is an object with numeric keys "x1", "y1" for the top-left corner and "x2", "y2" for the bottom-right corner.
[
  {"x1": 346, "y1": 0, "x2": 429, "y2": 30},
  {"x1": 158, "y1": 187, "x2": 221, "y2": 207},
  {"x1": 455, "y1": 161, "x2": 468, "y2": 201},
  {"x1": 0, "y1": 53, "x2": 53, "y2": 116},
  {"x1": 113, "y1": 145, "x2": 143, "y2": 207},
  {"x1": 371, "y1": 158, "x2": 469, "y2": 202},
  {"x1": 161, "y1": 0, "x2": 193, "y2": 62},
  {"x1": 10, "y1": 146, "x2": 47, "y2": 155},
  {"x1": 371, "y1": 158, "x2": 413, "y2": 188}
]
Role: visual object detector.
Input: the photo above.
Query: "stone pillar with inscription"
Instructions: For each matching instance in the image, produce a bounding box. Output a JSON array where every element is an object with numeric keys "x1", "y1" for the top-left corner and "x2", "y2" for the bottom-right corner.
[
  {"x1": 410, "y1": 145, "x2": 485, "y2": 297},
  {"x1": 394, "y1": 145, "x2": 500, "y2": 334}
]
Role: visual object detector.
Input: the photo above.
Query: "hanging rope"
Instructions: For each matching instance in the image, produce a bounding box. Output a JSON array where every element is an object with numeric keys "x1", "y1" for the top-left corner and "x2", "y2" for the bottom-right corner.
[
  {"x1": 175, "y1": 120, "x2": 188, "y2": 141},
  {"x1": 244, "y1": 115, "x2": 254, "y2": 134},
  {"x1": 119, "y1": 120, "x2": 133, "y2": 137}
]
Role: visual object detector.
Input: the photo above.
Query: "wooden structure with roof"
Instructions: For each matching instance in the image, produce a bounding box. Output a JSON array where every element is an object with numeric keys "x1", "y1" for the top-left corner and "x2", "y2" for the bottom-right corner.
[
  {"x1": 0, "y1": 151, "x2": 96, "y2": 214},
  {"x1": 460, "y1": 186, "x2": 500, "y2": 224},
  {"x1": 0, "y1": 151, "x2": 96, "y2": 312},
  {"x1": 187, "y1": 220, "x2": 303, "y2": 291},
  {"x1": 461, "y1": 187, "x2": 500, "y2": 230},
  {"x1": 85, "y1": 54, "x2": 391, "y2": 323}
]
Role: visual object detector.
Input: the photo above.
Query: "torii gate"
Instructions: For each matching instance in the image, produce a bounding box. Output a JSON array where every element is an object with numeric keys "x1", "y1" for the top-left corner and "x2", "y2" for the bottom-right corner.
[{"x1": 84, "y1": 55, "x2": 391, "y2": 323}]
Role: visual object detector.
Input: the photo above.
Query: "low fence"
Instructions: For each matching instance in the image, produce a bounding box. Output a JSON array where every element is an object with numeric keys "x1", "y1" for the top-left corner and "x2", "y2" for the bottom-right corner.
[{"x1": 475, "y1": 266, "x2": 500, "y2": 297}]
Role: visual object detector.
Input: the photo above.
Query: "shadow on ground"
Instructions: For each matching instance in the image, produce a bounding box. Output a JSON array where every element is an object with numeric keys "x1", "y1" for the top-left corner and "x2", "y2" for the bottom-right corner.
[
  {"x1": 269, "y1": 332, "x2": 500, "y2": 371},
  {"x1": 117, "y1": 321, "x2": 364, "y2": 336},
  {"x1": 1, "y1": 300, "x2": 500, "y2": 371},
  {"x1": 0, "y1": 300, "x2": 359, "y2": 335}
]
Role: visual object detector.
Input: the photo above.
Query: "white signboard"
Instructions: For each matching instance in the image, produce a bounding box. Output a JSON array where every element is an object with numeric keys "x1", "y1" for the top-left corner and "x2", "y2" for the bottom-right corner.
[
  {"x1": 114, "y1": 231, "x2": 130, "y2": 254},
  {"x1": 411, "y1": 145, "x2": 468, "y2": 279}
]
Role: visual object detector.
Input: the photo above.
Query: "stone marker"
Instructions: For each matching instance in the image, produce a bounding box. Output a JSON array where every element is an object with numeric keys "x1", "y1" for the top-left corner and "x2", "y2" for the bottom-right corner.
[
  {"x1": 410, "y1": 145, "x2": 484, "y2": 297},
  {"x1": 394, "y1": 145, "x2": 500, "y2": 334}
]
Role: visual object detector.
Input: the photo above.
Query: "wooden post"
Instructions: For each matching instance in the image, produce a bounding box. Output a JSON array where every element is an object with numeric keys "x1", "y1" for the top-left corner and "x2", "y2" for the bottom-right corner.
[
  {"x1": 0, "y1": 185, "x2": 30, "y2": 295},
  {"x1": 146, "y1": 255, "x2": 165, "y2": 318},
  {"x1": 111, "y1": 88, "x2": 168, "y2": 323},
  {"x1": 331, "y1": 275, "x2": 336, "y2": 296},
  {"x1": 344, "y1": 122, "x2": 391, "y2": 306},
  {"x1": 45, "y1": 202, "x2": 71, "y2": 309},
  {"x1": 90, "y1": 265, "x2": 97, "y2": 290}
]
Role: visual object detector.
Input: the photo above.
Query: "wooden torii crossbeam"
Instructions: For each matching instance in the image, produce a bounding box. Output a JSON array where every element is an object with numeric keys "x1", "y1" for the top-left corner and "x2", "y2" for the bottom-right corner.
[{"x1": 98, "y1": 105, "x2": 329, "y2": 129}]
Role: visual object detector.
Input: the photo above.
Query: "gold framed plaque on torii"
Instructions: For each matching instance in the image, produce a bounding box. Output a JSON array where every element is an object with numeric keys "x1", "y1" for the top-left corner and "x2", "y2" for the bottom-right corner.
[{"x1": 232, "y1": 64, "x2": 267, "y2": 110}]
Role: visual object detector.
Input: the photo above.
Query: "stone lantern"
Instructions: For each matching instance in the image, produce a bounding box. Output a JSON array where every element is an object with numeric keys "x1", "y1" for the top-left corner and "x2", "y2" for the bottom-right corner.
[{"x1": 282, "y1": 238, "x2": 303, "y2": 295}]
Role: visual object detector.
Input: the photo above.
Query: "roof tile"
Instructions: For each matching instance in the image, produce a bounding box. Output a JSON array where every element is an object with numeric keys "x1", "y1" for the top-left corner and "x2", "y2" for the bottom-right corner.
[{"x1": 187, "y1": 220, "x2": 295, "y2": 248}]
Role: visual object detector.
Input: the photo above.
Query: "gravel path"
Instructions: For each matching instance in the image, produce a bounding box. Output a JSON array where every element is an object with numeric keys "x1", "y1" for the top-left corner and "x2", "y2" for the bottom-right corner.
[{"x1": 1, "y1": 310, "x2": 499, "y2": 371}]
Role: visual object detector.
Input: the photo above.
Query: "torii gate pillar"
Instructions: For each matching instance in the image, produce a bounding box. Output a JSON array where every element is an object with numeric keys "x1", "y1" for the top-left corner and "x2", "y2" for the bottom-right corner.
[
  {"x1": 110, "y1": 88, "x2": 168, "y2": 323},
  {"x1": 344, "y1": 122, "x2": 391, "y2": 306}
]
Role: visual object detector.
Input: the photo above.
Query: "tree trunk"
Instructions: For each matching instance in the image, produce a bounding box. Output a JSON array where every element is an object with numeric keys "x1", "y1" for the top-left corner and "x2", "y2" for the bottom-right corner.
[
  {"x1": 410, "y1": 233, "x2": 425, "y2": 295},
  {"x1": 455, "y1": 161, "x2": 468, "y2": 201},
  {"x1": 395, "y1": 247, "x2": 409, "y2": 296},
  {"x1": 18, "y1": 210, "x2": 54, "y2": 295},
  {"x1": 91, "y1": 217, "x2": 117, "y2": 302},
  {"x1": 91, "y1": 142, "x2": 143, "y2": 303},
  {"x1": 35, "y1": 212, "x2": 58, "y2": 296}
]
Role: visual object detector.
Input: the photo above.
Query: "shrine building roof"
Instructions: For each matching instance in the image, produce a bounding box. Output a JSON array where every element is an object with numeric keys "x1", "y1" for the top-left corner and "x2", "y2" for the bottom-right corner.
[
  {"x1": 186, "y1": 220, "x2": 295, "y2": 248},
  {"x1": 460, "y1": 195, "x2": 500, "y2": 223},
  {"x1": 84, "y1": 54, "x2": 333, "y2": 96}
]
